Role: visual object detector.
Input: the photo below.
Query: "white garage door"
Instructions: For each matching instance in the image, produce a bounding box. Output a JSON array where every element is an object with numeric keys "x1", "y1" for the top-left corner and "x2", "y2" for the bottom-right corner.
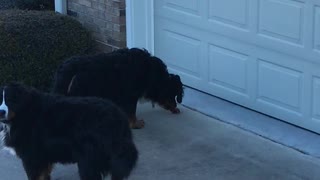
[{"x1": 153, "y1": 0, "x2": 320, "y2": 133}]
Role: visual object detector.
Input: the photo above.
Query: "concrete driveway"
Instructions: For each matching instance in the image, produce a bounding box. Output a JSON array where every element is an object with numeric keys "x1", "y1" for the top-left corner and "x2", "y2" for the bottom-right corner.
[{"x1": 0, "y1": 104, "x2": 320, "y2": 180}]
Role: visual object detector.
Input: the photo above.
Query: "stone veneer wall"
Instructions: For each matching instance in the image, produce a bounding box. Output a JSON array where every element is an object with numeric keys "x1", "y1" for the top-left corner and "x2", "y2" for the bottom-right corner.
[{"x1": 67, "y1": 0, "x2": 126, "y2": 52}]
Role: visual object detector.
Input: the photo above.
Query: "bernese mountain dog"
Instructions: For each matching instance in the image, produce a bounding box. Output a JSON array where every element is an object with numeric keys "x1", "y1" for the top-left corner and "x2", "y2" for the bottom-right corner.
[
  {"x1": 52, "y1": 48, "x2": 184, "y2": 129},
  {"x1": 0, "y1": 82, "x2": 138, "y2": 180}
]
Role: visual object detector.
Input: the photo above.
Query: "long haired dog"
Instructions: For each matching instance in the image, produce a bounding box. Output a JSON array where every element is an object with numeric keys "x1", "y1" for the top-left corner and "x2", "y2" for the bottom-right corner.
[
  {"x1": 0, "y1": 83, "x2": 138, "y2": 180},
  {"x1": 52, "y1": 48, "x2": 184, "y2": 129}
]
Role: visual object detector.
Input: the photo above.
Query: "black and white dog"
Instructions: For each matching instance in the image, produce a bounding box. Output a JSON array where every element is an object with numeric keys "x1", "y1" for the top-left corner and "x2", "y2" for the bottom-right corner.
[{"x1": 0, "y1": 82, "x2": 138, "y2": 180}]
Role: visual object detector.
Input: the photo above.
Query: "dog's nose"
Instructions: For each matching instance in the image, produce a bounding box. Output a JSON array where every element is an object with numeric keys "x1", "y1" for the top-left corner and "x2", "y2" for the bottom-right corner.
[{"x1": 0, "y1": 110, "x2": 6, "y2": 117}]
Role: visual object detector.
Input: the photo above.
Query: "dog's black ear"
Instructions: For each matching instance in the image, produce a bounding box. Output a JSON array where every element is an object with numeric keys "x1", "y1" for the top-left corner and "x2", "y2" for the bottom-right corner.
[
  {"x1": 177, "y1": 94, "x2": 183, "y2": 104},
  {"x1": 172, "y1": 75, "x2": 183, "y2": 103}
]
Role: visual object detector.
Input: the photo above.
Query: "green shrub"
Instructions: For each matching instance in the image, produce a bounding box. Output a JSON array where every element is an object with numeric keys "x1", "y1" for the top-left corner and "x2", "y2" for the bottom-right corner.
[
  {"x1": 15, "y1": 0, "x2": 54, "y2": 10},
  {"x1": 0, "y1": 10, "x2": 94, "y2": 91},
  {"x1": 0, "y1": 0, "x2": 15, "y2": 10}
]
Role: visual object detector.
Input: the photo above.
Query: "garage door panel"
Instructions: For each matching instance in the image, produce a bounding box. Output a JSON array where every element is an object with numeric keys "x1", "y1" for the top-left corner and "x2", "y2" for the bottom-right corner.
[
  {"x1": 313, "y1": 77, "x2": 320, "y2": 121},
  {"x1": 258, "y1": 0, "x2": 304, "y2": 45},
  {"x1": 161, "y1": 30, "x2": 201, "y2": 78},
  {"x1": 208, "y1": 45, "x2": 249, "y2": 96},
  {"x1": 154, "y1": 0, "x2": 320, "y2": 133},
  {"x1": 256, "y1": 100, "x2": 303, "y2": 121},
  {"x1": 257, "y1": 60, "x2": 302, "y2": 113},
  {"x1": 154, "y1": 20, "x2": 207, "y2": 90},
  {"x1": 208, "y1": 0, "x2": 249, "y2": 30},
  {"x1": 155, "y1": 0, "x2": 202, "y2": 20},
  {"x1": 156, "y1": 1, "x2": 320, "y2": 64},
  {"x1": 315, "y1": 6, "x2": 320, "y2": 52},
  {"x1": 163, "y1": 0, "x2": 200, "y2": 16}
]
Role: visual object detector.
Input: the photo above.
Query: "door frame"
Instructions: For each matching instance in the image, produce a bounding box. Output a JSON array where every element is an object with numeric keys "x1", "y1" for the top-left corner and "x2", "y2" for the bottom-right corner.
[
  {"x1": 54, "y1": 0, "x2": 67, "y2": 14},
  {"x1": 125, "y1": 0, "x2": 155, "y2": 53}
]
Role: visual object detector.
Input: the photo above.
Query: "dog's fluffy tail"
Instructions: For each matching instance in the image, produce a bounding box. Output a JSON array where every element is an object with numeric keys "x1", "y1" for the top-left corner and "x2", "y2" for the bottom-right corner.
[{"x1": 51, "y1": 63, "x2": 76, "y2": 95}]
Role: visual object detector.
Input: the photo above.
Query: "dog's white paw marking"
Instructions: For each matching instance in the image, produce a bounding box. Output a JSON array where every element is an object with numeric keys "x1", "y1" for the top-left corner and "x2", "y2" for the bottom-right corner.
[
  {"x1": 2, "y1": 146, "x2": 16, "y2": 156},
  {"x1": 0, "y1": 123, "x2": 15, "y2": 156}
]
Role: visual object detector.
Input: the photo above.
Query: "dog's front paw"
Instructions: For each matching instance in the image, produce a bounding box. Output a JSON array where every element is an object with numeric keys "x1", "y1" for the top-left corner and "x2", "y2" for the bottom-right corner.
[
  {"x1": 170, "y1": 107, "x2": 181, "y2": 114},
  {"x1": 130, "y1": 119, "x2": 145, "y2": 129}
]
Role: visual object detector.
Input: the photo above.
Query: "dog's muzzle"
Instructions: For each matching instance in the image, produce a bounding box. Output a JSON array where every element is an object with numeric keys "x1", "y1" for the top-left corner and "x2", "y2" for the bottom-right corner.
[
  {"x1": 0, "y1": 109, "x2": 7, "y2": 122},
  {"x1": 0, "y1": 110, "x2": 6, "y2": 118}
]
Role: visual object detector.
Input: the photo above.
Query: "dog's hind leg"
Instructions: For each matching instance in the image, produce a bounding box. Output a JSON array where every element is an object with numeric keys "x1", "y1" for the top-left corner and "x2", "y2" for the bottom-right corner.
[
  {"x1": 37, "y1": 165, "x2": 53, "y2": 180},
  {"x1": 22, "y1": 160, "x2": 53, "y2": 180},
  {"x1": 77, "y1": 154, "x2": 110, "y2": 180},
  {"x1": 111, "y1": 176, "x2": 123, "y2": 180},
  {"x1": 111, "y1": 142, "x2": 138, "y2": 180}
]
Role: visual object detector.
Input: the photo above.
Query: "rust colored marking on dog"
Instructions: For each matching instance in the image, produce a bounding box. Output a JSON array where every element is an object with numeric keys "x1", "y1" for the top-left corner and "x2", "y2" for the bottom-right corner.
[
  {"x1": 67, "y1": 75, "x2": 77, "y2": 94},
  {"x1": 7, "y1": 111, "x2": 15, "y2": 121},
  {"x1": 158, "y1": 101, "x2": 180, "y2": 114},
  {"x1": 129, "y1": 116, "x2": 145, "y2": 129},
  {"x1": 170, "y1": 107, "x2": 181, "y2": 114},
  {"x1": 37, "y1": 164, "x2": 53, "y2": 180}
]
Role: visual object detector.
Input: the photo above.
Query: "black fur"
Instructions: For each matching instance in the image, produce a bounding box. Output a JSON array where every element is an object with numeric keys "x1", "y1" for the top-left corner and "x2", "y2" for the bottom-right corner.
[
  {"x1": 52, "y1": 48, "x2": 184, "y2": 129},
  {"x1": 0, "y1": 83, "x2": 138, "y2": 180}
]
